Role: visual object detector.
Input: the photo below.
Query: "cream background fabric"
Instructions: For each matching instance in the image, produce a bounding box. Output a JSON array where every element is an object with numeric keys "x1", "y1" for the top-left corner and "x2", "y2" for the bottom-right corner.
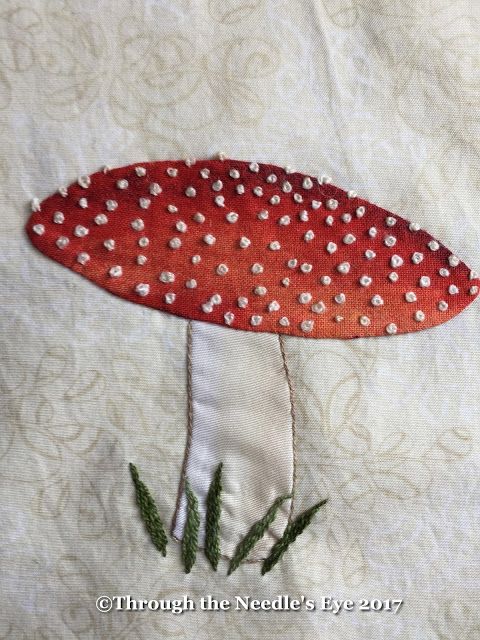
[{"x1": 1, "y1": 0, "x2": 479, "y2": 638}]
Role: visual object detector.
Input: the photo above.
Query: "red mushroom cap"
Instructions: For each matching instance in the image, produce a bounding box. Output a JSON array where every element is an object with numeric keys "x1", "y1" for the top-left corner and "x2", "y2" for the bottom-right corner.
[{"x1": 26, "y1": 159, "x2": 479, "y2": 339}]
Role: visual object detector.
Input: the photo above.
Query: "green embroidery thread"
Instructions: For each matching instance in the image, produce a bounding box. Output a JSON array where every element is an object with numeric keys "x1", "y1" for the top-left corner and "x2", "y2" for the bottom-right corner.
[
  {"x1": 205, "y1": 463, "x2": 223, "y2": 571},
  {"x1": 182, "y1": 479, "x2": 200, "y2": 573},
  {"x1": 129, "y1": 463, "x2": 168, "y2": 556},
  {"x1": 227, "y1": 494, "x2": 291, "y2": 575},
  {"x1": 261, "y1": 498, "x2": 328, "y2": 575}
]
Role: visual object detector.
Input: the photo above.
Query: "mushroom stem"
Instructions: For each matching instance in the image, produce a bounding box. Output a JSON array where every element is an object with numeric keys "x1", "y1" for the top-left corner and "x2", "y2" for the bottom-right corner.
[{"x1": 172, "y1": 320, "x2": 296, "y2": 561}]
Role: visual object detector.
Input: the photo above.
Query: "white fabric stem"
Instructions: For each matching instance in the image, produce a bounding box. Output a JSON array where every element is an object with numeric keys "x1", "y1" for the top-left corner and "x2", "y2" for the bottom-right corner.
[{"x1": 172, "y1": 321, "x2": 295, "y2": 560}]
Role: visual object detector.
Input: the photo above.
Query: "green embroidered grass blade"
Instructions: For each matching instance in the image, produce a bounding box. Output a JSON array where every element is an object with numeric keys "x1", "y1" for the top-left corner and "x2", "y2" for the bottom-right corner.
[
  {"x1": 261, "y1": 498, "x2": 328, "y2": 575},
  {"x1": 227, "y1": 494, "x2": 291, "y2": 575},
  {"x1": 182, "y1": 480, "x2": 200, "y2": 574},
  {"x1": 205, "y1": 463, "x2": 223, "y2": 571},
  {"x1": 129, "y1": 463, "x2": 168, "y2": 556}
]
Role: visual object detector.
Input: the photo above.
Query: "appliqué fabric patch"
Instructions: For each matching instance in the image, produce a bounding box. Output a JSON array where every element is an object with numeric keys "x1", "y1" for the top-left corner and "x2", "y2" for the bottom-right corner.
[{"x1": 26, "y1": 158, "x2": 480, "y2": 574}]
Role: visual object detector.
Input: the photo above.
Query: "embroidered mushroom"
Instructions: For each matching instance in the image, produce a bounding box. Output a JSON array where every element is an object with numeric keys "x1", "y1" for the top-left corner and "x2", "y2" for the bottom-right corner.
[{"x1": 26, "y1": 158, "x2": 480, "y2": 559}]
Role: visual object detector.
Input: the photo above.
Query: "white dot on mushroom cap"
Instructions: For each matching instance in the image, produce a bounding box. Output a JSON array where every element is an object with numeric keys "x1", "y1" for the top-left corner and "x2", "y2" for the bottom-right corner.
[
  {"x1": 428, "y1": 240, "x2": 440, "y2": 251},
  {"x1": 169, "y1": 237, "x2": 182, "y2": 249},
  {"x1": 160, "y1": 271, "x2": 175, "y2": 283},
  {"x1": 137, "y1": 255, "x2": 147, "y2": 265},
  {"x1": 150, "y1": 182, "x2": 162, "y2": 196},
  {"x1": 311, "y1": 200, "x2": 321, "y2": 210},
  {"x1": 335, "y1": 315, "x2": 344, "y2": 323},
  {"x1": 103, "y1": 238, "x2": 115, "y2": 251},
  {"x1": 95, "y1": 214, "x2": 108, "y2": 225},
  {"x1": 269, "y1": 241, "x2": 281, "y2": 251},
  {"x1": 279, "y1": 316, "x2": 290, "y2": 327},
  {"x1": 391, "y1": 255, "x2": 403, "y2": 268},
  {"x1": 282, "y1": 277, "x2": 290, "y2": 287},
  {"x1": 287, "y1": 258, "x2": 297, "y2": 269},
  {"x1": 216, "y1": 263, "x2": 229, "y2": 276},
  {"x1": 31, "y1": 197, "x2": 41, "y2": 212},
  {"x1": 249, "y1": 162, "x2": 260, "y2": 173},
  {"x1": 341, "y1": 213, "x2": 352, "y2": 223},
  {"x1": 138, "y1": 236, "x2": 149, "y2": 248},
  {"x1": 191, "y1": 255, "x2": 201, "y2": 264},
  {"x1": 117, "y1": 179, "x2": 128, "y2": 189},
  {"x1": 359, "y1": 315, "x2": 371, "y2": 327},
  {"x1": 337, "y1": 262, "x2": 350, "y2": 274},
  {"x1": 167, "y1": 205, "x2": 178, "y2": 213},
  {"x1": 185, "y1": 186, "x2": 196, "y2": 198},
  {"x1": 389, "y1": 272, "x2": 399, "y2": 282},
  {"x1": 135, "y1": 283, "x2": 150, "y2": 296},
  {"x1": 438, "y1": 300, "x2": 448, "y2": 311},
  {"x1": 320, "y1": 275, "x2": 331, "y2": 285},
  {"x1": 229, "y1": 168, "x2": 240, "y2": 179},
  {"x1": 135, "y1": 166, "x2": 147, "y2": 177},
  {"x1": 359, "y1": 275, "x2": 372, "y2": 287},
  {"x1": 268, "y1": 300, "x2": 280, "y2": 312},
  {"x1": 302, "y1": 177, "x2": 313, "y2": 189},
  {"x1": 78, "y1": 175, "x2": 91, "y2": 189},
  {"x1": 325, "y1": 215, "x2": 334, "y2": 226},
  {"x1": 33, "y1": 224, "x2": 45, "y2": 235},
  {"x1": 193, "y1": 212, "x2": 205, "y2": 223},
  {"x1": 200, "y1": 168, "x2": 210, "y2": 179},
  {"x1": 326, "y1": 242, "x2": 337, "y2": 255},
  {"x1": 236, "y1": 184, "x2": 245, "y2": 194},
  {"x1": 58, "y1": 186, "x2": 68, "y2": 198},
  {"x1": 299, "y1": 210, "x2": 309, "y2": 222},
  {"x1": 131, "y1": 218, "x2": 144, "y2": 231},
  {"x1": 202, "y1": 302, "x2": 213, "y2": 314},
  {"x1": 282, "y1": 181, "x2": 292, "y2": 193},
  {"x1": 303, "y1": 230, "x2": 315, "y2": 243},
  {"x1": 301, "y1": 319, "x2": 314, "y2": 333},
  {"x1": 343, "y1": 234, "x2": 356, "y2": 245},
  {"x1": 347, "y1": 190, "x2": 357, "y2": 199},
  {"x1": 448, "y1": 284, "x2": 459, "y2": 295},
  {"x1": 414, "y1": 310, "x2": 425, "y2": 322},
  {"x1": 211, "y1": 293, "x2": 222, "y2": 305},
  {"x1": 139, "y1": 197, "x2": 151, "y2": 210},
  {"x1": 300, "y1": 263, "x2": 313, "y2": 273},
  {"x1": 405, "y1": 291, "x2": 417, "y2": 303},
  {"x1": 368, "y1": 227, "x2": 377, "y2": 238},
  {"x1": 294, "y1": 193, "x2": 303, "y2": 204},
  {"x1": 384, "y1": 235, "x2": 397, "y2": 247},
  {"x1": 257, "y1": 210, "x2": 269, "y2": 221},
  {"x1": 439, "y1": 268, "x2": 450, "y2": 277},
  {"x1": 237, "y1": 296, "x2": 248, "y2": 308},
  {"x1": 334, "y1": 293, "x2": 346, "y2": 304},
  {"x1": 53, "y1": 211, "x2": 64, "y2": 224},
  {"x1": 254, "y1": 286, "x2": 267, "y2": 296},
  {"x1": 312, "y1": 301, "x2": 326, "y2": 314},
  {"x1": 448, "y1": 255, "x2": 460, "y2": 267},
  {"x1": 266, "y1": 173, "x2": 277, "y2": 184},
  {"x1": 409, "y1": 222, "x2": 420, "y2": 232},
  {"x1": 326, "y1": 199, "x2": 338, "y2": 210},
  {"x1": 203, "y1": 233, "x2": 216, "y2": 245},
  {"x1": 78, "y1": 198, "x2": 88, "y2": 209},
  {"x1": 365, "y1": 249, "x2": 376, "y2": 260},
  {"x1": 239, "y1": 236, "x2": 251, "y2": 248},
  {"x1": 212, "y1": 180, "x2": 223, "y2": 192},
  {"x1": 298, "y1": 292, "x2": 312, "y2": 304},
  {"x1": 226, "y1": 211, "x2": 239, "y2": 223},
  {"x1": 109, "y1": 265, "x2": 122, "y2": 277},
  {"x1": 250, "y1": 315, "x2": 263, "y2": 326},
  {"x1": 270, "y1": 195, "x2": 281, "y2": 205},
  {"x1": 411, "y1": 252, "x2": 424, "y2": 264},
  {"x1": 356, "y1": 206, "x2": 365, "y2": 218},
  {"x1": 251, "y1": 263, "x2": 264, "y2": 274},
  {"x1": 470, "y1": 286, "x2": 479, "y2": 295},
  {"x1": 278, "y1": 215, "x2": 290, "y2": 226},
  {"x1": 56, "y1": 236, "x2": 69, "y2": 249},
  {"x1": 76, "y1": 251, "x2": 90, "y2": 266},
  {"x1": 164, "y1": 292, "x2": 176, "y2": 304},
  {"x1": 470, "y1": 270, "x2": 479, "y2": 280},
  {"x1": 419, "y1": 276, "x2": 431, "y2": 287},
  {"x1": 185, "y1": 279, "x2": 197, "y2": 289},
  {"x1": 253, "y1": 186, "x2": 263, "y2": 197},
  {"x1": 176, "y1": 220, "x2": 187, "y2": 233},
  {"x1": 224, "y1": 311, "x2": 235, "y2": 325},
  {"x1": 106, "y1": 199, "x2": 118, "y2": 212},
  {"x1": 385, "y1": 323, "x2": 398, "y2": 335},
  {"x1": 215, "y1": 195, "x2": 225, "y2": 207},
  {"x1": 371, "y1": 294, "x2": 384, "y2": 306}
]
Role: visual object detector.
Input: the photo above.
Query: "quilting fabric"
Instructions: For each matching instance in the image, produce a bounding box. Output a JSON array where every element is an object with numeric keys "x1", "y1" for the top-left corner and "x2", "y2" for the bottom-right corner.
[{"x1": 1, "y1": 1, "x2": 480, "y2": 639}]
